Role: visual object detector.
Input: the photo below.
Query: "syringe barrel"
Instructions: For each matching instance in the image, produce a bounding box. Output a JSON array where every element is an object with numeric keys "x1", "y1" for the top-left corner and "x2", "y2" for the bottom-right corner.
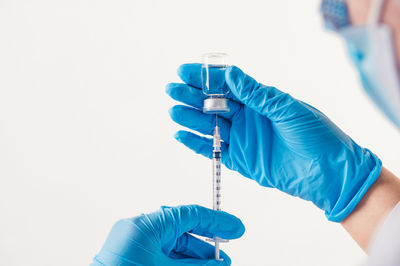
[
  {"x1": 213, "y1": 151, "x2": 222, "y2": 211},
  {"x1": 211, "y1": 123, "x2": 226, "y2": 261}
]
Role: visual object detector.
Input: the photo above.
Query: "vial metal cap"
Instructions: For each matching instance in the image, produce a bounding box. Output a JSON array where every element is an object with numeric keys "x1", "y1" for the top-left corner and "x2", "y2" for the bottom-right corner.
[{"x1": 203, "y1": 97, "x2": 230, "y2": 114}]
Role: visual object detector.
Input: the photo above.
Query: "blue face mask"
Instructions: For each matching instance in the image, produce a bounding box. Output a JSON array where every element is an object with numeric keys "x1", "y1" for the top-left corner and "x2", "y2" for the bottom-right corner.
[{"x1": 321, "y1": 0, "x2": 400, "y2": 128}]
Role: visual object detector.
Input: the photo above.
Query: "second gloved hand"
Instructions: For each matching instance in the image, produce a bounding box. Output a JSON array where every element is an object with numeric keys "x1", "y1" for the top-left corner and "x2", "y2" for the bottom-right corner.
[
  {"x1": 167, "y1": 64, "x2": 382, "y2": 222},
  {"x1": 91, "y1": 205, "x2": 245, "y2": 266}
]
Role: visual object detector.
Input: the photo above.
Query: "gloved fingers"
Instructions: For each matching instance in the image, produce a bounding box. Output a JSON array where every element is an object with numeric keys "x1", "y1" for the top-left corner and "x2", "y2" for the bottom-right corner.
[
  {"x1": 161, "y1": 205, "x2": 245, "y2": 240},
  {"x1": 166, "y1": 82, "x2": 205, "y2": 107},
  {"x1": 93, "y1": 217, "x2": 160, "y2": 265},
  {"x1": 171, "y1": 233, "x2": 231, "y2": 265},
  {"x1": 225, "y1": 65, "x2": 299, "y2": 122},
  {"x1": 166, "y1": 82, "x2": 241, "y2": 121},
  {"x1": 169, "y1": 105, "x2": 231, "y2": 143},
  {"x1": 177, "y1": 63, "x2": 241, "y2": 102},
  {"x1": 174, "y1": 131, "x2": 230, "y2": 167},
  {"x1": 175, "y1": 130, "x2": 213, "y2": 159},
  {"x1": 177, "y1": 63, "x2": 213, "y2": 89}
]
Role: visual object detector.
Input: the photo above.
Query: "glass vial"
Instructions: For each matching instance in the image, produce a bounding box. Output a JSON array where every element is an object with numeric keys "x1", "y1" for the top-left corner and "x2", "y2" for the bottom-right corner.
[{"x1": 201, "y1": 53, "x2": 230, "y2": 114}]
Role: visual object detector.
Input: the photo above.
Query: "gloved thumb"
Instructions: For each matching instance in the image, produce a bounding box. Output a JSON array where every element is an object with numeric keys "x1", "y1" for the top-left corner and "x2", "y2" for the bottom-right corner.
[{"x1": 225, "y1": 66, "x2": 297, "y2": 122}]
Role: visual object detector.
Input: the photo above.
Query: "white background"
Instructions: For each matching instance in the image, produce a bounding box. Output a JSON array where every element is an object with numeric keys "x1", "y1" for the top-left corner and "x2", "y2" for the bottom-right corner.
[{"x1": 1, "y1": 1, "x2": 399, "y2": 265}]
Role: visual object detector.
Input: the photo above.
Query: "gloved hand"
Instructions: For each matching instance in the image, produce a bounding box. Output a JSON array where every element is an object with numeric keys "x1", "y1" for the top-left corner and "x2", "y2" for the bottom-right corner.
[
  {"x1": 91, "y1": 205, "x2": 245, "y2": 266},
  {"x1": 167, "y1": 64, "x2": 382, "y2": 222}
]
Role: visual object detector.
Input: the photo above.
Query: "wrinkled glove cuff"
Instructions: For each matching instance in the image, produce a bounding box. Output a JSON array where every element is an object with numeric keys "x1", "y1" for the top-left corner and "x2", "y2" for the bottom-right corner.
[{"x1": 326, "y1": 148, "x2": 382, "y2": 222}]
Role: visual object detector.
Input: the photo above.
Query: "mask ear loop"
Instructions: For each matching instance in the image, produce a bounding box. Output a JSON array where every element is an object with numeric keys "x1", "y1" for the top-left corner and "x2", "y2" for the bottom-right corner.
[{"x1": 367, "y1": 0, "x2": 385, "y2": 25}]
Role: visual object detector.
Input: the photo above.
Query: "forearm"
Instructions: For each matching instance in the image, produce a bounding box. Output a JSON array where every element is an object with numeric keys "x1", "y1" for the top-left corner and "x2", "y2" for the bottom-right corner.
[{"x1": 341, "y1": 167, "x2": 400, "y2": 251}]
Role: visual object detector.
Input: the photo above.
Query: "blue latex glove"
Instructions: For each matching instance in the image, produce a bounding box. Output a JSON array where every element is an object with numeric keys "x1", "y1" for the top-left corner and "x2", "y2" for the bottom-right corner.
[
  {"x1": 166, "y1": 64, "x2": 382, "y2": 222},
  {"x1": 91, "y1": 205, "x2": 245, "y2": 266}
]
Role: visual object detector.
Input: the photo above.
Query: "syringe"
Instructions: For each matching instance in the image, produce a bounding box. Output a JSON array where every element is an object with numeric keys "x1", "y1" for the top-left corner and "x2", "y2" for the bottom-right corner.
[
  {"x1": 201, "y1": 52, "x2": 230, "y2": 261},
  {"x1": 212, "y1": 115, "x2": 225, "y2": 261}
]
